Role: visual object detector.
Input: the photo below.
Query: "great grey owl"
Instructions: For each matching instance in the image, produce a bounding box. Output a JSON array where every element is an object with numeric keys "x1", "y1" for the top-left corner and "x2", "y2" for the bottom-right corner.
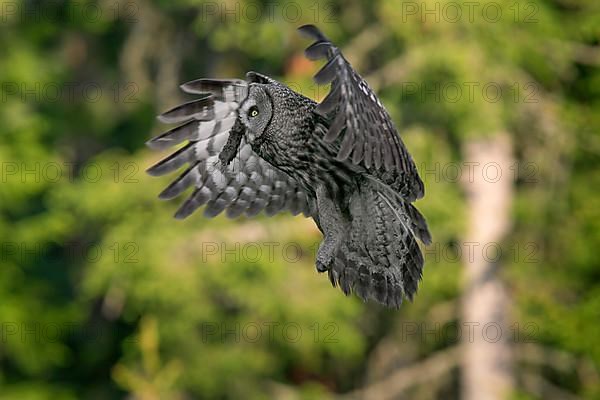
[{"x1": 146, "y1": 25, "x2": 431, "y2": 308}]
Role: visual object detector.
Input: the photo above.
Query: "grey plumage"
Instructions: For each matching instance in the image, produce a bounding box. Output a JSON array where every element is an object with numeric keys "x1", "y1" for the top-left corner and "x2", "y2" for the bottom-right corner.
[{"x1": 146, "y1": 25, "x2": 431, "y2": 308}]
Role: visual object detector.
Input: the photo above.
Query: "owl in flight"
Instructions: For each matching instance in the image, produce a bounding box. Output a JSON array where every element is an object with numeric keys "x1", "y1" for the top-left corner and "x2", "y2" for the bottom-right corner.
[{"x1": 146, "y1": 25, "x2": 431, "y2": 308}]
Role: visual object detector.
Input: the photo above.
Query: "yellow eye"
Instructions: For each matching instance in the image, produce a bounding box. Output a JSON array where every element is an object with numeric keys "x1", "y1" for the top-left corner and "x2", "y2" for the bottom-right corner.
[{"x1": 248, "y1": 106, "x2": 259, "y2": 117}]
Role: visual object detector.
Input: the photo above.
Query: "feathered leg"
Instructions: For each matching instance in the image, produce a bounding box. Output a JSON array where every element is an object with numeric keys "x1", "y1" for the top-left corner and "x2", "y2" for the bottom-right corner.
[{"x1": 314, "y1": 184, "x2": 349, "y2": 272}]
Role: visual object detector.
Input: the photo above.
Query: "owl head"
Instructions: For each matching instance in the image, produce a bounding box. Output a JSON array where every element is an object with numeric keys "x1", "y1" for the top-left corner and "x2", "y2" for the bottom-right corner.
[{"x1": 238, "y1": 84, "x2": 274, "y2": 144}]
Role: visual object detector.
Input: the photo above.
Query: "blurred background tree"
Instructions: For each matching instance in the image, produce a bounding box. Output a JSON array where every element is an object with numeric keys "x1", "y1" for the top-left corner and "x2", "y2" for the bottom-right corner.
[{"x1": 0, "y1": 0, "x2": 598, "y2": 399}]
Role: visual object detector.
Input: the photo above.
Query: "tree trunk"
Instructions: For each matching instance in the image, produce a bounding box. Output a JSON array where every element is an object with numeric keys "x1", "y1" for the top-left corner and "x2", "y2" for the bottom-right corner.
[{"x1": 461, "y1": 134, "x2": 515, "y2": 400}]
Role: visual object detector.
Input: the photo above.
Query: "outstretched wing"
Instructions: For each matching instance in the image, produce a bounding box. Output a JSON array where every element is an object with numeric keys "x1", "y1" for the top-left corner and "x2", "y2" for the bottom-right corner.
[
  {"x1": 147, "y1": 77, "x2": 313, "y2": 219},
  {"x1": 299, "y1": 25, "x2": 424, "y2": 202}
]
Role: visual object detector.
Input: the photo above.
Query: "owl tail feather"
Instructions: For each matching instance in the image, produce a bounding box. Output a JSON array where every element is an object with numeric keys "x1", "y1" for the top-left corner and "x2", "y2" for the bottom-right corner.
[{"x1": 328, "y1": 179, "x2": 430, "y2": 308}]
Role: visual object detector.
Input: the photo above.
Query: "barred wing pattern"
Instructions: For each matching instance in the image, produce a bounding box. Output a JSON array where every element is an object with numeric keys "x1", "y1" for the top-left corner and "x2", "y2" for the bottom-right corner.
[
  {"x1": 299, "y1": 25, "x2": 424, "y2": 202},
  {"x1": 147, "y1": 79, "x2": 313, "y2": 219}
]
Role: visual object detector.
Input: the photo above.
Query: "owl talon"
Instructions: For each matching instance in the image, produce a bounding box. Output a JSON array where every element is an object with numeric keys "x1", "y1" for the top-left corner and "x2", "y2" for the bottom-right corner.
[{"x1": 316, "y1": 259, "x2": 330, "y2": 272}]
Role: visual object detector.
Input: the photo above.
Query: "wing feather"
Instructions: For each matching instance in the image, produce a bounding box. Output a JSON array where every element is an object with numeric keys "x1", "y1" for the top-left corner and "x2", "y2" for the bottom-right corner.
[
  {"x1": 147, "y1": 78, "x2": 314, "y2": 219},
  {"x1": 299, "y1": 24, "x2": 424, "y2": 201}
]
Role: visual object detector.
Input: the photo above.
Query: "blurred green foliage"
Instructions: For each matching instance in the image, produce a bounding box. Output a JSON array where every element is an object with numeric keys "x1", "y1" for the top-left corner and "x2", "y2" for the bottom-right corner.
[{"x1": 0, "y1": 0, "x2": 599, "y2": 398}]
